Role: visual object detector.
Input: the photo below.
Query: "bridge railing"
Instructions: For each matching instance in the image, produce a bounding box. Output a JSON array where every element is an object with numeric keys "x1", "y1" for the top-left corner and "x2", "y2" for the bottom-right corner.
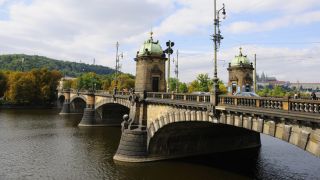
[
  {"x1": 218, "y1": 95, "x2": 320, "y2": 114},
  {"x1": 146, "y1": 92, "x2": 211, "y2": 103},
  {"x1": 289, "y1": 99, "x2": 320, "y2": 113}
]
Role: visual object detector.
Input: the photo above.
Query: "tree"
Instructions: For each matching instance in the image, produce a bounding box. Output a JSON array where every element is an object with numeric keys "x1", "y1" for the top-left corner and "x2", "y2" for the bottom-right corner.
[
  {"x1": 257, "y1": 87, "x2": 270, "y2": 97},
  {"x1": 178, "y1": 83, "x2": 188, "y2": 93},
  {"x1": 218, "y1": 80, "x2": 228, "y2": 95},
  {"x1": 188, "y1": 80, "x2": 200, "y2": 93},
  {"x1": 197, "y1": 74, "x2": 210, "y2": 92},
  {"x1": 116, "y1": 74, "x2": 135, "y2": 91},
  {"x1": 5, "y1": 72, "x2": 36, "y2": 104},
  {"x1": 271, "y1": 86, "x2": 286, "y2": 97},
  {"x1": 169, "y1": 78, "x2": 179, "y2": 92},
  {"x1": 63, "y1": 80, "x2": 72, "y2": 89},
  {"x1": 3, "y1": 69, "x2": 61, "y2": 105},
  {"x1": 76, "y1": 72, "x2": 101, "y2": 90},
  {"x1": 0, "y1": 71, "x2": 7, "y2": 97}
]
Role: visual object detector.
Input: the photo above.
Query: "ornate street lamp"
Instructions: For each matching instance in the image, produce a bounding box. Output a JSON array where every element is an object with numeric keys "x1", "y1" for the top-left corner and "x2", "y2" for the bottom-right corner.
[
  {"x1": 115, "y1": 41, "x2": 123, "y2": 88},
  {"x1": 212, "y1": 0, "x2": 226, "y2": 105}
]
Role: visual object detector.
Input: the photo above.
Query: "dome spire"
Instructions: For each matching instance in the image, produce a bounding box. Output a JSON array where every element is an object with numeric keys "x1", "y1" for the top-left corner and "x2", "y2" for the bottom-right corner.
[
  {"x1": 150, "y1": 28, "x2": 153, "y2": 40},
  {"x1": 239, "y1": 47, "x2": 243, "y2": 56}
]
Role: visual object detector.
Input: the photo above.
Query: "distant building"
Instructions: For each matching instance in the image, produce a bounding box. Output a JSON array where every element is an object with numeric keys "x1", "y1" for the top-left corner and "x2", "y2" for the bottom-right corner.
[
  {"x1": 289, "y1": 83, "x2": 320, "y2": 91},
  {"x1": 58, "y1": 76, "x2": 76, "y2": 90}
]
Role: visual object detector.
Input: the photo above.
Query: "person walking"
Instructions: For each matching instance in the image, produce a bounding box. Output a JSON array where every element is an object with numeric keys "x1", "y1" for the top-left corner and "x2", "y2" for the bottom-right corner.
[{"x1": 311, "y1": 92, "x2": 317, "y2": 100}]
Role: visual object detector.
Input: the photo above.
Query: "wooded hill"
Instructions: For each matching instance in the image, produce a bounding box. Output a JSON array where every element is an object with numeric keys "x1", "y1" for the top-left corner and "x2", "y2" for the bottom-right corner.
[{"x1": 0, "y1": 54, "x2": 115, "y2": 77}]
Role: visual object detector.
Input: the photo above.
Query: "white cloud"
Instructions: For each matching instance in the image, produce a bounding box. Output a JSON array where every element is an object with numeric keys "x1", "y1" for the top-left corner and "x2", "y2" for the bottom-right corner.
[
  {"x1": 0, "y1": 0, "x2": 174, "y2": 71},
  {"x1": 0, "y1": 0, "x2": 319, "y2": 84},
  {"x1": 226, "y1": 11, "x2": 320, "y2": 34},
  {"x1": 177, "y1": 45, "x2": 320, "y2": 83}
]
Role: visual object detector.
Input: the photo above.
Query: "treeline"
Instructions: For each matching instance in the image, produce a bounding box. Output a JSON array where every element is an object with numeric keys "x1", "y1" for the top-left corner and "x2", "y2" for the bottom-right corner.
[
  {"x1": 0, "y1": 69, "x2": 62, "y2": 105},
  {"x1": 257, "y1": 86, "x2": 311, "y2": 98},
  {"x1": 0, "y1": 54, "x2": 115, "y2": 77},
  {"x1": 63, "y1": 73, "x2": 135, "y2": 92},
  {"x1": 168, "y1": 74, "x2": 227, "y2": 94},
  {"x1": 63, "y1": 73, "x2": 228, "y2": 94}
]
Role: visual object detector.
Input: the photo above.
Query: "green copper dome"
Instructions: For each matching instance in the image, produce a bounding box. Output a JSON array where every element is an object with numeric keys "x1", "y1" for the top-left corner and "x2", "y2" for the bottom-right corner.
[
  {"x1": 231, "y1": 48, "x2": 251, "y2": 66},
  {"x1": 137, "y1": 32, "x2": 163, "y2": 57}
]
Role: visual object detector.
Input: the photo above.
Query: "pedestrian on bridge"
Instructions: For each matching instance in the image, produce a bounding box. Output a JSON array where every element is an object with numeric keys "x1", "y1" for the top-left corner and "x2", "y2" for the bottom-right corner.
[{"x1": 311, "y1": 92, "x2": 317, "y2": 100}]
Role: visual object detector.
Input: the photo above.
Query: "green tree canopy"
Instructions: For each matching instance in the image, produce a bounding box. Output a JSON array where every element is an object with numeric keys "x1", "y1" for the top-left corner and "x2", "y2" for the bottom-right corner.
[
  {"x1": 3, "y1": 69, "x2": 61, "y2": 104},
  {"x1": 0, "y1": 71, "x2": 7, "y2": 97}
]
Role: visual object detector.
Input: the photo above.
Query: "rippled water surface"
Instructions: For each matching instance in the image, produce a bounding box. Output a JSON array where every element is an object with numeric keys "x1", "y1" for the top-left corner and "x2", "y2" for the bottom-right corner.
[{"x1": 0, "y1": 109, "x2": 319, "y2": 180}]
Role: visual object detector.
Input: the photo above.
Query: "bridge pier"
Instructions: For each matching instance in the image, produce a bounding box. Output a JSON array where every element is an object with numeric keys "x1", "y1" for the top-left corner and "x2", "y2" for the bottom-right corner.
[
  {"x1": 114, "y1": 129, "x2": 148, "y2": 162},
  {"x1": 79, "y1": 93, "x2": 96, "y2": 126},
  {"x1": 59, "y1": 91, "x2": 70, "y2": 115}
]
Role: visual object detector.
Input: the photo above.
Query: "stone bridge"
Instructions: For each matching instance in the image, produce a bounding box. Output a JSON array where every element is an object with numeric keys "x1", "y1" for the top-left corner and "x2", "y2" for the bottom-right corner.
[
  {"x1": 57, "y1": 33, "x2": 320, "y2": 162},
  {"x1": 58, "y1": 89, "x2": 320, "y2": 162}
]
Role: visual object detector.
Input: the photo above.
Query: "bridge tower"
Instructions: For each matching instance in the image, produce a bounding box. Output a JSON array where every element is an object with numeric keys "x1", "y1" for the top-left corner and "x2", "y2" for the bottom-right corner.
[
  {"x1": 135, "y1": 32, "x2": 167, "y2": 93},
  {"x1": 227, "y1": 48, "x2": 254, "y2": 95}
]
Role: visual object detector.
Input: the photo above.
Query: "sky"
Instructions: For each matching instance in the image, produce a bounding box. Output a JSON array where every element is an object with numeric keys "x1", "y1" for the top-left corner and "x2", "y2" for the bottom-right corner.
[{"x1": 0, "y1": 0, "x2": 320, "y2": 83}]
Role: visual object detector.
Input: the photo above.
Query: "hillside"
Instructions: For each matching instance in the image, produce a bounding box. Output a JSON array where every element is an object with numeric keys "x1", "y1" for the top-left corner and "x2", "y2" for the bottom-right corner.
[{"x1": 0, "y1": 54, "x2": 115, "y2": 77}]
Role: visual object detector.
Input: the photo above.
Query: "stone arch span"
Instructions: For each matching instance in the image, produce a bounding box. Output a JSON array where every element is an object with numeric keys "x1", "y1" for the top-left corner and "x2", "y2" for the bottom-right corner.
[
  {"x1": 69, "y1": 96, "x2": 87, "y2": 114},
  {"x1": 57, "y1": 94, "x2": 65, "y2": 108},
  {"x1": 70, "y1": 94, "x2": 87, "y2": 104},
  {"x1": 95, "y1": 103, "x2": 130, "y2": 126},
  {"x1": 95, "y1": 98, "x2": 131, "y2": 110},
  {"x1": 147, "y1": 109, "x2": 320, "y2": 157},
  {"x1": 147, "y1": 111, "x2": 260, "y2": 159}
]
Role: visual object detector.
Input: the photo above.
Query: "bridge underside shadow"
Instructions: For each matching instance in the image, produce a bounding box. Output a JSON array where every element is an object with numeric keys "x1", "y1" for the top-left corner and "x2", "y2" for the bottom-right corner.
[
  {"x1": 115, "y1": 121, "x2": 261, "y2": 162},
  {"x1": 94, "y1": 103, "x2": 130, "y2": 126},
  {"x1": 149, "y1": 122, "x2": 261, "y2": 158},
  {"x1": 70, "y1": 98, "x2": 86, "y2": 114},
  {"x1": 60, "y1": 97, "x2": 86, "y2": 115}
]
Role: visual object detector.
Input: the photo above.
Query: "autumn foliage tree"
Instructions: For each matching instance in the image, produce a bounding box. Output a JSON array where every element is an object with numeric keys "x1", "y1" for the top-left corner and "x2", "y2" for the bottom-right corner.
[
  {"x1": 0, "y1": 71, "x2": 7, "y2": 97},
  {"x1": 3, "y1": 69, "x2": 61, "y2": 105}
]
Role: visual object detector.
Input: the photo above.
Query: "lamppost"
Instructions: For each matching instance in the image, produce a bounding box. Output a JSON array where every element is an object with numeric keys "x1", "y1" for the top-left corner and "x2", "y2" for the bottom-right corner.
[
  {"x1": 21, "y1": 58, "x2": 25, "y2": 72},
  {"x1": 212, "y1": 0, "x2": 226, "y2": 105},
  {"x1": 115, "y1": 42, "x2": 123, "y2": 88},
  {"x1": 164, "y1": 40, "x2": 174, "y2": 92}
]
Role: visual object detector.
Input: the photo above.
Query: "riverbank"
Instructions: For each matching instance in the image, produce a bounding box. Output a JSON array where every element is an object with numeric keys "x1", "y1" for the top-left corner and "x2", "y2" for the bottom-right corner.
[{"x1": 0, "y1": 104, "x2": 58, "y2": 109}]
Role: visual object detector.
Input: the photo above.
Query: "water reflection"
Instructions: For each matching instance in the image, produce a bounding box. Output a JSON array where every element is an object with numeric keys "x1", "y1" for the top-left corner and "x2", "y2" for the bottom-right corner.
[{"x1": 0, "y1": 109, "x2": 319, "y2": 180}]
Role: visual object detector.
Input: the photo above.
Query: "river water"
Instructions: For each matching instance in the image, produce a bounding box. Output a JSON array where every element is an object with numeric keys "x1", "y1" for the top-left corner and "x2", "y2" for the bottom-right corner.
[{"x1": 0, "y1": 109, "x2": 319, "y2": 180}]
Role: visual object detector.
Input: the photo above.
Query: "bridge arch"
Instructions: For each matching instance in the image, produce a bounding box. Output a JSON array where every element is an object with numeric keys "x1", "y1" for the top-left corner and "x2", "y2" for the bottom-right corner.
[
  {"x1": 95, "y1": 102, "x2": 130, "y2": 126},
  {"x1": 70, "y1": 94, "x2": 87, "y2": 104},
  {"x1": 57, "y1": 94, "x2": 65, "y2": 108},
  {"x1": 95, "y1": 98, "x2": 131, "y2": 110},
  {"x1": 147, "y1": 110, "x2": 260, "y2": 158},
  {"x1": 69, "y1": 96, "x2": 87, "y2": 114},
  {"x1": 147, "y1": 109, "x2": 319, "y2": 157}
]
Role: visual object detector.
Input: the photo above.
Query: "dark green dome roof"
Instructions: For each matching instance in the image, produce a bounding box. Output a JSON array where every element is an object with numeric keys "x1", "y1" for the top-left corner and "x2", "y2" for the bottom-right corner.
[
  {"x1": 137, "y1": 32, "x2": 163, "y2": 57},
  {"x1": 231, "y1": 47, "x2": 251, "y2": 66}
]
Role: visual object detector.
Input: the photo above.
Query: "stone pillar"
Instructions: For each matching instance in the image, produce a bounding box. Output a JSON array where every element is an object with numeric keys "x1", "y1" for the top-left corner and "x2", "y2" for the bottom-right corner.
[
  {"x1": 59, "y1": 91, "x2": 70, "y2": 115},
  {"x1": 114, "y1": 95, "x2": 148, "y2": 162},
  {"x1": 79, "y1": 94, "x2": 96, "y2": 126},
  {"x1": 113, "y1": 129, "x2": 148, "y2": 162}
]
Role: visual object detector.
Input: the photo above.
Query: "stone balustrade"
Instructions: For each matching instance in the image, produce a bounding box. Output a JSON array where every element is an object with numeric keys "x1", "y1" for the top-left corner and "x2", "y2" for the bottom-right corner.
[
  {"x1": 219, "y1": 95, "x2": 320, "y2": 115},
  {"x1": 146, "y1": 92, "x2": 211, "y2": 103}
]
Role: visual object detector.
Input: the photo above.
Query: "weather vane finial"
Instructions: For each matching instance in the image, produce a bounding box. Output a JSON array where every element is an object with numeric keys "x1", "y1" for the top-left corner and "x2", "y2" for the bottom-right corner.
[{"x1": 150, "y1": 28, "x2": 153, "y2": 39}]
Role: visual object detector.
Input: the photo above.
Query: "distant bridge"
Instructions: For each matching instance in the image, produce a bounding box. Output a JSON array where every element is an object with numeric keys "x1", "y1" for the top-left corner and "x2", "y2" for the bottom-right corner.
[{"x1": 58, "y1": 89, "x2": 320, "y2": 162}]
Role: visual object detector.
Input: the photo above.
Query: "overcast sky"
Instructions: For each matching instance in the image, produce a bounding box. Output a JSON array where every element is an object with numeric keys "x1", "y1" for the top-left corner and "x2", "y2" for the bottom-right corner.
[{"x1": 0, "y1": 0, "x2": 320, "y2": 83}]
